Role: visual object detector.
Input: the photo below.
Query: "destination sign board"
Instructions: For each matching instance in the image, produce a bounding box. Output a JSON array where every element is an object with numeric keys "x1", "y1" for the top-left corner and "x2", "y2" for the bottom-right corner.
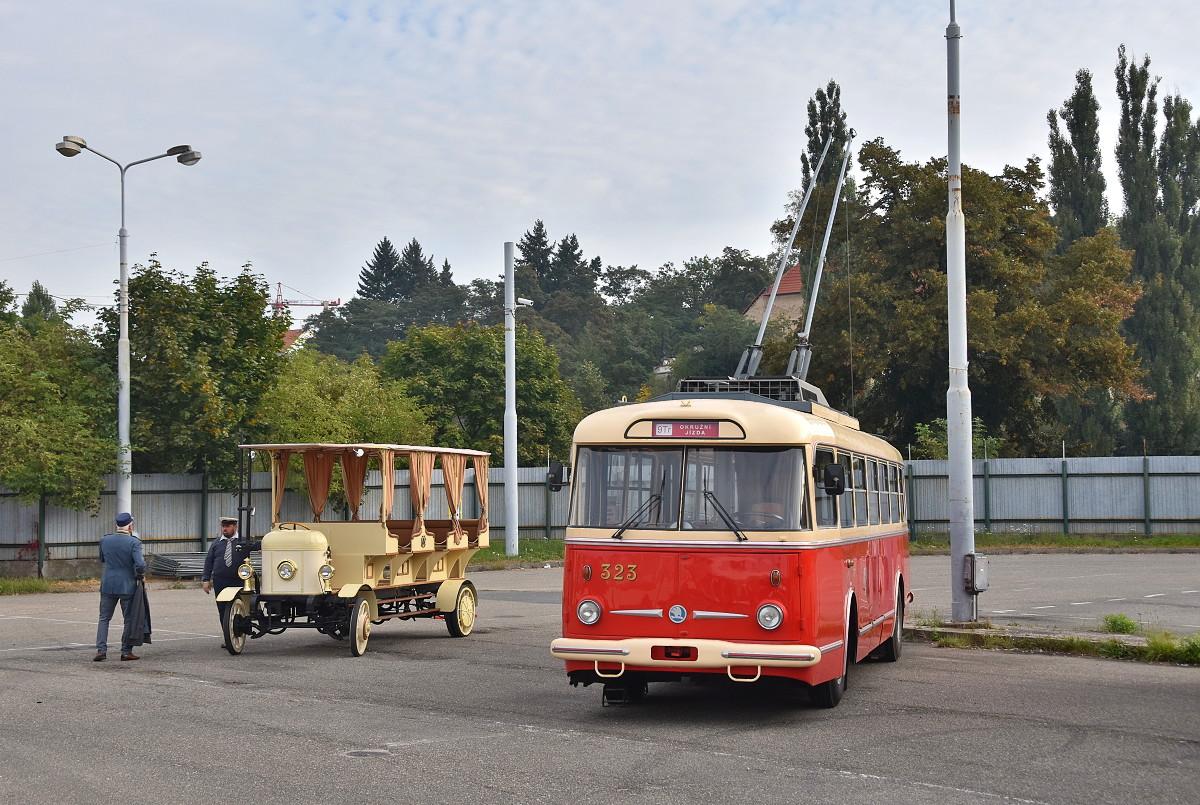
[{"x1": 652, "y1": 420, "x2": 720, "y2": 439}]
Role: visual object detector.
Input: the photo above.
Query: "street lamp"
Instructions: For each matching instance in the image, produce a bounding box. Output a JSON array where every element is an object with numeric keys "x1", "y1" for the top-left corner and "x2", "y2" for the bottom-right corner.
[{"x1": 55, "y1": 135, "x2": 202, "y2": 515}]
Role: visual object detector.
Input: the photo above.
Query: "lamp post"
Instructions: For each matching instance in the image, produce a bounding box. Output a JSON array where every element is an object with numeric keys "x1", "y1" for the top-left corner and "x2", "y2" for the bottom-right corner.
[
  {"x1": 503, "y1": 242, "x2": 533, "y2": 557},
  {"x1": 55, "y1": 136, "x2": 202, "y2": 515}
]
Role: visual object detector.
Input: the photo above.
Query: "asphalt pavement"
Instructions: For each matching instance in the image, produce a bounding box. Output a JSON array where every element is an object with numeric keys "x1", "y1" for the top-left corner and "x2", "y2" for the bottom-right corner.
[
  {"x1": 908, "y1": 553, "x2": 1200, "y2": 633},
  {"x1": 0, "y1": 562, "x2": 1197, "y2": 805}
]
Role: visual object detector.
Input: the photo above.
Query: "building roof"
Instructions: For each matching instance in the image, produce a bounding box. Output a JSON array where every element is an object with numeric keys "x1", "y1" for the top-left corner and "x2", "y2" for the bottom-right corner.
[{"x1": 742, "y1": 264, "x2": 805, "y2": 315}]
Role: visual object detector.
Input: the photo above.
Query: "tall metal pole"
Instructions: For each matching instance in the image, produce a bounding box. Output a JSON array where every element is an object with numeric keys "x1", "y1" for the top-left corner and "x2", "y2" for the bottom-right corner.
[
  {"x1": 503, "y1": 242, "x2": 519, "y2": 557},
  {"x1": 117, "y1": 171, "x2": 132, "y2": 515},
  {"x1": 946, "y1": 1, "x2": 977, "y2": 622}
]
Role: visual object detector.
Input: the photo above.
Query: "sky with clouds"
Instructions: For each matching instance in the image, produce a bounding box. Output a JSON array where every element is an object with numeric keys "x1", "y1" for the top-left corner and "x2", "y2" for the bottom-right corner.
[{"x1": 2, "y1": 0, "x2": 1198, "y2": 323}]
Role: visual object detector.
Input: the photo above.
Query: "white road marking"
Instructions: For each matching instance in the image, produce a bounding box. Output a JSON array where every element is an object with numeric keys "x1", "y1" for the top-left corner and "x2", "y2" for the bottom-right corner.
[
  {"x1": 990, "y1": 610, "x2": 1017, "y2": 614},
  {"x1": 0, "y1": 615, "x2": 219, "y2": 638},
  {"x1": 1069, "y1": 602, "x2": 1093, "y2": 606},
  {"x1": 0, "y1": 635, "x2": 214, "y2": 653},
  {"x1": 1031, "y1": 605, "x2": 1056, "y2": 610},
  {"x1": 1182, "y1": 590, "x2": 1199, "y2": 594},
  {"x1": 1143, "y1": 593, "x2": 1165, "y2": 598},
  {"x1": 1106, "y1": 598, "x2": 1126, "y2": 602}
]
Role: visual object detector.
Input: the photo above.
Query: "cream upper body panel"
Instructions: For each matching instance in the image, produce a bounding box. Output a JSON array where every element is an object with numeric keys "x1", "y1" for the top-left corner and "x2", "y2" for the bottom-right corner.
[{"x1": 571, "y1": 396, "x2": 901, "y2": 463}]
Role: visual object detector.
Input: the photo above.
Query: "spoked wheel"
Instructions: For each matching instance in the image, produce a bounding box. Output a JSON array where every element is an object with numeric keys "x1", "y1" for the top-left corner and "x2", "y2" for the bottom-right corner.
[
  {"x1": 811, "y1": 609, "x2": 855, "y2": 709},
  {"x1": 875, "y1": 588, "x2": 904, "y2": 662},
  {"x1": 445, "y1": 584, "x2": 477, "y2": 638},
  {"x1": 349, "y1": 597, "x2": 372, "y2": 657},
  {"x1": 223, "y1": 597, "x2": 249, "y2": 656}
]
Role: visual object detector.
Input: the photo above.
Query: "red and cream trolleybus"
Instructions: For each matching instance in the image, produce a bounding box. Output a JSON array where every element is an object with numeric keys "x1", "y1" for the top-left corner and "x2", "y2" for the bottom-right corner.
[
  {"x1": 551, "y1": 131, "x2": 910, "y2": 706},
  {"x1": 550, "y1": 378, "x2": 910, "y2": 706}
]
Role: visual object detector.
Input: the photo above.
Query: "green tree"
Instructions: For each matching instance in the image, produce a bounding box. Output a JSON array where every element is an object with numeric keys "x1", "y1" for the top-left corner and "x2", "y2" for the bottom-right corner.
[
  {"x1": 671, "y1": 304, "x2": 758, "y2": 378},
  {"x1": 381, "y1": 322, "x2": 580, "y2": 463},
  {"x1": 773, "y1": 138, "x2": 1143, "y2": 454},
  {"x1": 911, "y1": 417, "x2": 1002, "y2": 460},
  {"x1": 0, "y1": 312, "x2": 116, "y2": 507},
  {"x1": 356, "y1": 237, "x2": 402, "y2": 301},
  {"x1": 307, "y1": 297, "x2": 407, "y2": 361},
  {"x1": 802, "y1": 79, "x2": 848, "y2": 188},
  {"x1": 1116, "y1": 46, "x2": 1200, "y2": 453},
  {"x1": 516, "y1": 219, "x2": 554, "y2": 303},
  {"x1": 97, "y1": 258, "x2": 289, "y2": 482},
  {"x1": 568, "y1": 360, "x2": 611, "y2": 416},
  {"x1": 259, "y1": 349, "x2": 430, "y2": 444},
  {"x1": 1047, "y1": 69, "x2": 1109, "y2": 249},
  {"x1": 394, "y1": 238, "x2": 439, "y2": 300},
  {"x1": 20, "y1": 280, "x2": 59, "y2": 322}
]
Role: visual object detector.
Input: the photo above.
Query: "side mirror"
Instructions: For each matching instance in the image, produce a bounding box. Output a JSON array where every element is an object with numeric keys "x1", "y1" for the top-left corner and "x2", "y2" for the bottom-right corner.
[
  {"x1": 821, "y1": 464, "x2": 846, "y2": 496},
  {"x1": 547, "y1": 460, "x2": 570, "y2": 492}
]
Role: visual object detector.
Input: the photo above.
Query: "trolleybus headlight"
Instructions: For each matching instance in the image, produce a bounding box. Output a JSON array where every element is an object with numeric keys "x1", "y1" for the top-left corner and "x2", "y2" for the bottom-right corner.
[
  {"x1": 577, "y1": 599, "x2": 602, "y2": 626},
  {"x1": 318, "y1": 564, "x2": 335, "y2": 581},
  {"x1": 237, "y1": 563, "x2": 253, "y2": 580},
  {"x1": 757, "y1": 603, "x2": 784, "y2": 631},
  {"x1": 277, "y1": 560, "x2": 297, "y2": 581}
]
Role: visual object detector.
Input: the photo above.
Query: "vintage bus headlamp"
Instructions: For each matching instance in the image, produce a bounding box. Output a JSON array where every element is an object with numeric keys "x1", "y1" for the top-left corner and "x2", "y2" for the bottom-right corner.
[
  {"x1": 237, "y1": 563, "x2": 253, "y2": 580},
  {"x1": 318, "y1": 564, "x2": 335, "y2": 581},
  {"x1": 756, "y1": 603, "x2": 784, "y2": 631},
  {"x1": 277, "y1": 560, "x2": 297, "y2": 581},
  {"x1": 577, "y1": 599, "x2": 602, "y2": 626}
]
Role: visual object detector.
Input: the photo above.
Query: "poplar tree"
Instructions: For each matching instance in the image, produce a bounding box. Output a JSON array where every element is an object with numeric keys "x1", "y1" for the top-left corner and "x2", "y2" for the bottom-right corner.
[
  {"x1": 1116, "y1": 46, "x2": 1200, "y2": 453},
  {"x1": 1047, "y1": 69, "x2": 1109, "y2": 250},
  {"x1": 801, "y1": 79, "x2": 848, "y2": 188}
]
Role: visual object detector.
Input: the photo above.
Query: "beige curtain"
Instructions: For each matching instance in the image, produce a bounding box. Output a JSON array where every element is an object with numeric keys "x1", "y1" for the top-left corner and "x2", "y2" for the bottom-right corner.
[
  {"x1": 272, "y1": 450, "x2": 291, "y2": 523},
  {"x1": 409, "y1": 451, "x2": 435, "y2": 539},
  {"x1": 379, "y1": 449, "x2": 395, "y2": 522},
  {"x1": 441, "y1": 453, "x2": 467, "y2": 541},
  {"x1": 341, "y1": 452, "x2": 369, "y2": 521},
  {"x1": 302, "y1": 452, "x2": 336, "y2": 521},
  {"x1": 472, "y1": 454, "x2": 490, "y2": 533}
]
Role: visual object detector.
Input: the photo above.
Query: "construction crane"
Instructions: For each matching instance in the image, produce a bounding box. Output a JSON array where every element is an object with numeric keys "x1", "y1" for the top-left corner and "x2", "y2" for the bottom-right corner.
[{"x1": 270, "y1": 282, "x2": 342, "y2": 315}]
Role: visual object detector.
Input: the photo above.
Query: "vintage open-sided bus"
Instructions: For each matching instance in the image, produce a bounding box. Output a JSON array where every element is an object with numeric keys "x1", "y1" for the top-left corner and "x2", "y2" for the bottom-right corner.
[
  {"x1": 221, "y1": 442, "x2": 490, "y2": 656},
  {"x1": 550, "y1": 378, "x2": 910, "y2": 707}
]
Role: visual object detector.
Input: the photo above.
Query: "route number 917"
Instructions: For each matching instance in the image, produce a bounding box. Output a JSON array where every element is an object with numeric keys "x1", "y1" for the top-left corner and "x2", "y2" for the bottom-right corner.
[{"x1": 600, "y1": 563, "x2": 638, "y2": 582}]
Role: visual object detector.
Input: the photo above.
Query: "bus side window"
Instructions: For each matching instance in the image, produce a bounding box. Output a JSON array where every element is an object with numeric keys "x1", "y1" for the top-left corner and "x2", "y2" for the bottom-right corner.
[
  {"x1": 888, "y1": 463, "x2": 899, "y2": 523},
  {"x1": 852, "y1": 456, "x2": 868, "y2": 527},
  {"x1": 813, "y1": 448, "x2": 837, "y2": 528},
  {"x1": 839, "y1": 453, "x2": 854, "y2": 528},
  {"x1": 867, "y1": 458, "x2": 881, "y2": 525}
]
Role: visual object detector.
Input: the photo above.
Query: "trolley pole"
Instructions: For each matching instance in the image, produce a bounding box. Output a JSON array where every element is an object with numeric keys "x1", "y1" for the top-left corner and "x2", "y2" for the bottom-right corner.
[
  {"x1": 946, "y1": 1, "x2": 978, "y2": 622},
  {"x1": 503, "y1": 242, "x2": 519, "y2": 557}
]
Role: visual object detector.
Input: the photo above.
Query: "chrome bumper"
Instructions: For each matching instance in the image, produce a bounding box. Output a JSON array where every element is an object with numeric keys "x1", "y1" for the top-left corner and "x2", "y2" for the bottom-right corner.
[{"x1": 551, "y1": 636, "x2": 823, "y2": 678}]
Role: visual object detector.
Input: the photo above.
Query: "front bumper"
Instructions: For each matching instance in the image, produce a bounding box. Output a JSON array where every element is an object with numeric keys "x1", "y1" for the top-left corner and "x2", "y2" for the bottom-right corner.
[{"x1": 550, "y1": 636, "x2": 822, "y2": 671}]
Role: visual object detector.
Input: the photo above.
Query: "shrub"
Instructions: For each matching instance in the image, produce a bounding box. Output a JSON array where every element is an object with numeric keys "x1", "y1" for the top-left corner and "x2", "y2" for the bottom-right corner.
[{"x1": 1101, "y1": 613, "x2": 1138, "y2": 634}]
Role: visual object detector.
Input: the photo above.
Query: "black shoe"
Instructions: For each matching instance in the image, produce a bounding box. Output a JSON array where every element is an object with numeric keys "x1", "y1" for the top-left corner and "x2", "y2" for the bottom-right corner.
[
  {"x1": 120, "y1": 653, "x2": 140, "y2": 661},
  {"x1": 93, "y1": 652, "x2": 106, "y2": 662}
]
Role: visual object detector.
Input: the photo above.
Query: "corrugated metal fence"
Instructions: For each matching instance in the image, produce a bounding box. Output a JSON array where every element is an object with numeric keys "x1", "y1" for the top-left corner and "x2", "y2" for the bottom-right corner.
[
  {"x1": 2, "y1": 457, "x2": 1198, "y2": 568},
  {"x1": 0, "y1": 467, "x2": 567, "y2": 565},
  {"x1": 906, "y1": 456, "x2": 1200, "y2": 536}
]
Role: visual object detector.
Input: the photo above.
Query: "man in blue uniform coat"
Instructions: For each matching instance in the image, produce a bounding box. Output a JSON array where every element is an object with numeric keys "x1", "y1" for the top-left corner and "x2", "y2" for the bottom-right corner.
[
  {"x1": 95, "y1": 512, "x2": 146, "y2": 662},
  {"x1": 202, "y1": 516, "x2": 260, "y2": 644}
]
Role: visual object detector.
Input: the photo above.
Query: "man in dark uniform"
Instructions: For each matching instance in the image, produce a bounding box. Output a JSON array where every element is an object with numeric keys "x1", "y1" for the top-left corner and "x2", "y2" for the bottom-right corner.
[
  {"x1": 202, "y1": 516, "x2": 259, "y2": 641},
  {"x1": 95, "y1": 512, "x2": 146, "y2": 662}
]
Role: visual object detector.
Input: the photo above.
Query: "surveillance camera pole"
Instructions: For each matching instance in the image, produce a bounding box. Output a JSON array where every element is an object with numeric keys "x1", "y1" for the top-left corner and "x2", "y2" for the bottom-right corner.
[
  {"x1": 503, "y1": 242, "x2": 519, "y2": 557},
  {"x1": 945, "y1": 1, "x2": 978, "y2": 622}
]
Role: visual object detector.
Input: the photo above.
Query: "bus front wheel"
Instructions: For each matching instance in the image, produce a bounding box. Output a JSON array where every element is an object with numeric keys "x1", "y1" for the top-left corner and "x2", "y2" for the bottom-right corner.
[{"x1": 812, "y1": 611, "x2": 855, "y2": 708}]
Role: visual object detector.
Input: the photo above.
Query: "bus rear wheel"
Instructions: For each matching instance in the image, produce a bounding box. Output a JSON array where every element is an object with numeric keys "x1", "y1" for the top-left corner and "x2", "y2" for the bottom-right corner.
[
  {"x1": 874, "y1": 588, "x2": 904, "y2": 662},
  {"x1": 445, "y1": 584, "x2": 477, "y2": 638},
  {"x1": 812, "y1": 611, "x2": 855, "y2": 708}
]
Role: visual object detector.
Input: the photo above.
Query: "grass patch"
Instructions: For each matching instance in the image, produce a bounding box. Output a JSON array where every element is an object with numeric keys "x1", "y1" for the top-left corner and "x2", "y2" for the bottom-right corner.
[
  {"x1": 469, "y1": 539, "x2": 565, "y2": 569},
  {"x1": 909, "y1": 532, "x2": 1200, "y2": 555},
  {"x1": 0, "y1": 577, "x2": 51, "y2": 595},
  {"x1": 1102, "y1": 613, "x2": 1139, "y2": 634},
  {"x1": 910, "y1": 621, "x2": 1200, "y2": 665}
]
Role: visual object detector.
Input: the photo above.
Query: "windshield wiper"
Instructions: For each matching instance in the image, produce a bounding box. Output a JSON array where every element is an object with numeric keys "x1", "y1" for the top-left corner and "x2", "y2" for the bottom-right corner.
[
  {"x1": 611, "y1": 494, "x2": 662, "y2": 540},
  {"x1": 703, "y1": 490, "x2": 748, "y2": 542}
]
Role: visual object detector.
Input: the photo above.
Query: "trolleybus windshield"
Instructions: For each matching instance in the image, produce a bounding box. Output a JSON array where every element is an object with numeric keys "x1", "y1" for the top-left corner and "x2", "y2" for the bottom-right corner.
[{"x1": 570, "y1": 446, "x2": 809, "y2": 532}]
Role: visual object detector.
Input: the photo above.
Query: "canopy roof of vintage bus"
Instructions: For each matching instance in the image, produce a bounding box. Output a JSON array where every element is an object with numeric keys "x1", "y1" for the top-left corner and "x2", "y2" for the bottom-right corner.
[
  {"x1": 572, "y1": 393, "x2": 901, "y2": 461},
  {"x1": 239, "y1": 443, "x2": 490, "y2": 458},
  {"x1": 239, "y1": 442, "x2": 491, "y2": 527}
]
